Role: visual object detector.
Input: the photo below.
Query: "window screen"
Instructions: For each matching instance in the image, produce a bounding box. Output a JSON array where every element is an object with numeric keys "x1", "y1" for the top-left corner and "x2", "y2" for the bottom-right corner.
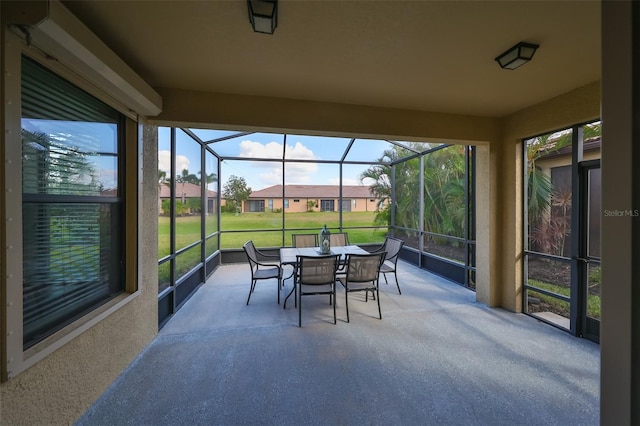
[{"x1": 21, "y1": 56, "x2": 124, "y2": 349}]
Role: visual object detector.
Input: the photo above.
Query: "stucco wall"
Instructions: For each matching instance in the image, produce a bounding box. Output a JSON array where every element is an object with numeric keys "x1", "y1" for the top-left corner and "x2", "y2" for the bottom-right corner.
[
  {"x1": 600, "y1": 1, "x2": 634, "y2": 423},
  {"x1": 154, "y1": 87, "x2": 501, "y2": 144},
  {"x1": 0, "y1": 124, "x2": 159, "y2": 425},
  {"x1": 249, "y1": 197, "x2": 380, "y2": 213}
]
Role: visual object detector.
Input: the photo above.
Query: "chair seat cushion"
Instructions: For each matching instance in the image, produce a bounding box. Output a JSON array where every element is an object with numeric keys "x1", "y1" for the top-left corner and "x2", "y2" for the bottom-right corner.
[
  {"x1": 337, "y1": 277, "x2": 375, "y2": 290},
  {"x1": 254, "y1": 267, "x2": 280, "y2": 279},
  {"x1": 379, "y1": 262, "x2": 395, "y2": 273},
  {"x1": 343, "y1": 281, "x2": 376, "y2": 291}
]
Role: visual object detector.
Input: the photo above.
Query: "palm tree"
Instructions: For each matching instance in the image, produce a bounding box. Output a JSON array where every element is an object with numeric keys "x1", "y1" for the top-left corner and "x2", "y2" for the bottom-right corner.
[
  {"x1": 361, "y1": 144, "x2": 470, "y2": 244},
  {"x1": 526, "y1": 131, "x2": 573, "y2": 254},
  {"x1": 359, "y1": 148, "x2": 397, "y2": 226},
  {"x1": 422, "y1": 146, "x2": 467, "y2": 238},
  {"x1": 199, "y1": 171, "x2": 218, "y2": 215}
]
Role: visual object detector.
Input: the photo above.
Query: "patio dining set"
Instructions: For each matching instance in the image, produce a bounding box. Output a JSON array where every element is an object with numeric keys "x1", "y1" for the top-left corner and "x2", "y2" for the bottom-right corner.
[{"x1": 243, "y1": 234, "x2": 404, "y2": 327}]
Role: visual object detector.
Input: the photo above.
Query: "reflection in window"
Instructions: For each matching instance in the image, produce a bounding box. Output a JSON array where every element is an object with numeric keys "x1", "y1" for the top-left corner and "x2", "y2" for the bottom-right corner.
[{"x1": 21, "y1": 56, "x2": 124, "y2": 349}]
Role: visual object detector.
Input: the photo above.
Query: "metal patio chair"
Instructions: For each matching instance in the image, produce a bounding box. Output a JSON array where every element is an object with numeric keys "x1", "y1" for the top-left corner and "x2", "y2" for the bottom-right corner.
[
  {"x1": 376, "y1": 236, "x2": 405, "y2": 294},
  {"x1": 243, "y1": 240, "x2": 282, "y2": 305},
  {"x1": 330, "y1": 232, "x2": 349, "y2": 247},
  {"x1": 292, "y1": 233, "x2": 318, "y2": 248},
  {"x1": 296, "y1": 254, "x2": 340, "y2": 327},
  {"x1": 337, "y1": 252, "x2": 386, "y2": 322}
]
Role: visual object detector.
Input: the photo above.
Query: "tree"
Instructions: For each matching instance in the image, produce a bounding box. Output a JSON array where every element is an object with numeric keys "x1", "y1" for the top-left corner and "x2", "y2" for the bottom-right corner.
[
  {"x1": 222, "y1": 175, "x2": 252, "y2": 215},
  {"x1": 178, "y1": 168, "x2": 200, "y2": 184},
  {"x1": 199, "y1": 171, "x2": 218, "y2": 215},
  {"x1": 199, "y1": 171, "x2": 217, "y2": 186},
  {"x1": 360, "y1": 143, "x2": 469, "y2": 244},
  {"x1": 175, "y1": 168, "x2": 199, "y2": 204},
  {"x1": 359, "y1": 148, "x2": 397, "y2": 226}
]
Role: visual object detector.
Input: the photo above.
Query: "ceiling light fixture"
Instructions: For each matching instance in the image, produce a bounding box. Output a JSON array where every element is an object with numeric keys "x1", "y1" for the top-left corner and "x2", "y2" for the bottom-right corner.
[
  {"x1": 247, "y1": 0, "x2": 278, "y2": 34},
  {"x1": 495, "y1": 42, "x2": 539, "y2": 70}
]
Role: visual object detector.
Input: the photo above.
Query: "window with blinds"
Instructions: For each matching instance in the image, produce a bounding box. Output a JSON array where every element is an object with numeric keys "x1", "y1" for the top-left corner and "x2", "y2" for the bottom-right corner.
[{"x1": 21, "y1": 56, "x2": 124, "y2": 349}]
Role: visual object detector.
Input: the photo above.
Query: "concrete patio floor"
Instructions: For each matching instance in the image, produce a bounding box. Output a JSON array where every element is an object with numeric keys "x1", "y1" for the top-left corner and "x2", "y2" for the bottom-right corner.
[{"x1": 76, "y1": 261, "x2": 599, "y2": 425}]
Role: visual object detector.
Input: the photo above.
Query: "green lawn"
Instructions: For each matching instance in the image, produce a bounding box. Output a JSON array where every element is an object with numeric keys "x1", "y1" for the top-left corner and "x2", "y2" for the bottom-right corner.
[
  {"x1": 527, "y1": 279, "x2": 600, "y2": 319},
  {"x1": 159, "y1": 211, "x2": 387, "y2": 257}
]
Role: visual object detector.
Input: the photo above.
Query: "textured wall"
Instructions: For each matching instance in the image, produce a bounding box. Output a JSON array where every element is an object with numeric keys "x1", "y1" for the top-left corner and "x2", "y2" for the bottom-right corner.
[
  {"x1": 600, "y1": 1, "x2": 634, "y2": 423},
  {"x1": 153, "y1": 87, "x2": 502, "y2": 144}
]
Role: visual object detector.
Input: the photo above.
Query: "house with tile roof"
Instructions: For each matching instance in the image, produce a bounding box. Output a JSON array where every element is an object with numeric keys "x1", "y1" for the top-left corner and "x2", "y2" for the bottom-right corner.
[
  {"x1": 159, "y1": 182, "x2": 218, "y2": 215},
  {"x1": 242, "y1": 184, "x2": 385, "y2": 213}
]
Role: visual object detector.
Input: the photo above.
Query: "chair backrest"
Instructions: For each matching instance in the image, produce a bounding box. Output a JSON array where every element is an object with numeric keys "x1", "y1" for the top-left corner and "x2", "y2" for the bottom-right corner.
[
  {"x1": 330, "y1": 233, "x2": 349, "y2": 247},
  {"x1": 345, "y1": 252, "x2": 385, "y2": 283},
  {"x1": 243, "y1": 240, "x2": 259, "y2": 271},
  {"x1": 292, "y1": 234, "x2": 318, "y2": 248},
  {"x1": 297, "y1": 255, "x2": 339, "y2": 285},
  {"x1": 383, "y1": 237, "x2": 404, "y2": 265}
]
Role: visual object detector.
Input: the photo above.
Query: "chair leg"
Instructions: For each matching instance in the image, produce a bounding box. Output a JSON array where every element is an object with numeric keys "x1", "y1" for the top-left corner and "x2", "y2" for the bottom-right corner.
[
  {"x1": 376, "y1": 286, "x2": 382, "y2": 319},
  {"x1": 277, "y1": 277, "x2": 281, "y2": 305},
  {"x1": 246, "y1": 279, "x2": 256, "y2": 305},
  {"x1": 298, "y1": 285, "x2": 302, "y2": 327},
  {"x1": 345, "y1": 288, "x2": 350, "y2": 323},
  {"x1": 393, "y1": 271, "x2": 401, "y2": 294},
  {"x1": 332, "y1": 286, "x2": 336, "y2": 324}
]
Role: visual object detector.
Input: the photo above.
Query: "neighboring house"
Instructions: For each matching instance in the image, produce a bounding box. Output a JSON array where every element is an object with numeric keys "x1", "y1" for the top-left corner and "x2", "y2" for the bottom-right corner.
[
  {"x1": 159, "y1": 182, "x2": 218, "y2": 215},
  {"x1": 242, "y1": 184, "x2": 384, "y2": 213}
]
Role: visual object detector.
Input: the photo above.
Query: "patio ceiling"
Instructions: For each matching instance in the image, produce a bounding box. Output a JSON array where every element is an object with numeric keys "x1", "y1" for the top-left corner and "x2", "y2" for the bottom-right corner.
[{"x1": 62, "y1": 1, "x2": 600, "y2": 118}]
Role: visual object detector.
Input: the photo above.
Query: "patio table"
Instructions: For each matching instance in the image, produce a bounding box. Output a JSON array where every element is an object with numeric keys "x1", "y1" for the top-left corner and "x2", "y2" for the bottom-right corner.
[{"x1": 280, "y1": 245, "x2": 369, "y2": 308}]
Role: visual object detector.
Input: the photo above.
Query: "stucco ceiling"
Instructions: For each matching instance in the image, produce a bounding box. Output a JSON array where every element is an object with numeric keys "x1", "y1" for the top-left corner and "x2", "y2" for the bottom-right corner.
[{"x1": 62, "y1": 0, "x2": 600, "y2": 118}]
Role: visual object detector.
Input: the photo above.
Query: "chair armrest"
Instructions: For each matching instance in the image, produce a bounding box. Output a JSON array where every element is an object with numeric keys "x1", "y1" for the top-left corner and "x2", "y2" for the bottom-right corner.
[
  {"x1": 371, "y1": 244, "x2": 386, "y2": 254},
  {"x1": 254, "y1": 247, "x2": 281, "y2": 261}
]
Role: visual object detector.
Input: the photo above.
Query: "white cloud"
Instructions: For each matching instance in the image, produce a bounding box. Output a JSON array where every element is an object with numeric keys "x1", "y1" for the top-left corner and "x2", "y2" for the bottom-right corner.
[
  {"x1": 285, "y1": 142, "x2": 315, "y2": 160},
  {"x1": 361, "y1": 177, "x2": 377, "y2": 186},
  {"x1": 239, "y1": 140, "x2": 282, "y2": 159},
  {"x1": 158, "y1": 150, "x2": 171, "y2": 173},
  {"x1": 158, "y1": 150, "x2": 189, "y2": 175},
  {"x1": 236, "y1": 139, "x2": 319, "y2": 186},
  {"x1": 285, "y1": 162, "x2": 318, "y2": 184},
  {"x1": 259, "y1": 168, "x2": 283, "y2": 187}
]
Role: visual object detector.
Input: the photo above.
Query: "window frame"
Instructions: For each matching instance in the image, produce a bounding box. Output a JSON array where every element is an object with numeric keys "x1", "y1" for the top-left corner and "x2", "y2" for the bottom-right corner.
[{"x1": 2, "y1": 36, "x2": 140, "y2": 381}]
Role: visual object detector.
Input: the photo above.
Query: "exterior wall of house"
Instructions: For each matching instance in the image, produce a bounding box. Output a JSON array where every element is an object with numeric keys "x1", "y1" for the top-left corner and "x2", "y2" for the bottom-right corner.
[
  {"x1": 536, "y1": 149, "x2": 600, "y2": 176},
  {"x1": 600, "y1": 2, "x2": 636, "y2": 423},
  {"x1": 244, "y1": 197, "x2": 383, "y2": 213},
  {"x1": 0, "y1": 10, "x2": 159, "y2": 424}
]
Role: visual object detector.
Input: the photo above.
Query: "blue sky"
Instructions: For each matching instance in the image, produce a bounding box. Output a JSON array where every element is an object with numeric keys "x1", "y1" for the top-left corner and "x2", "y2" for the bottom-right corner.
[{"x1": 157, "y1": 128, "x2": 395, "y2": 191}]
